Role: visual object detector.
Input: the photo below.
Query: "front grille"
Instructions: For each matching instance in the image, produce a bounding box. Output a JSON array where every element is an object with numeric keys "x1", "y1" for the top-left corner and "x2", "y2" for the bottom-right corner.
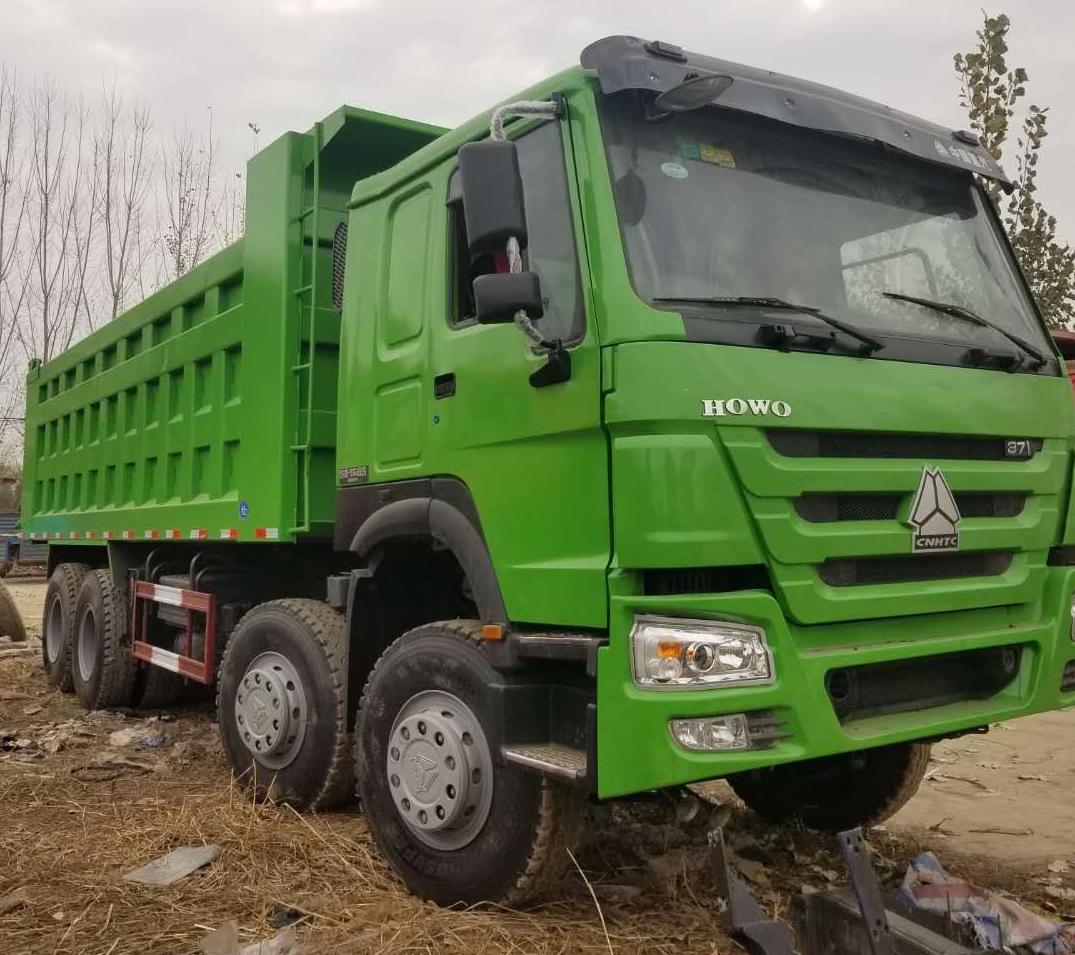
[
  {"x1": 643, "y1": 565, "x2": 769, "y2": 596},
  {"x1": 827, "y1": 644, "x2": 1022, "y2": 723},
  {"x1": 795, "y1": 492, "x2": 1026, "y2": 523},
  {"x1": 768, "y1": 430, "x2": 1042, "y2": 461},
  {"x1": 819, "y1": 551, "x2": 1012, "y2": 587},
  {"x1": 1062, "y1": 661, "x2": 1075, "y2": 693}
]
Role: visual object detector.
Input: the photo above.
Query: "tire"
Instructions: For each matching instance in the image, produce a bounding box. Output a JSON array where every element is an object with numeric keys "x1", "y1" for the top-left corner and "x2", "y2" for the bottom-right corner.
[
  {"x1": 729, "y1": 741, "x2": 932, "y2": 831},
  {"x1": 41, "y1": 563, "x2": 89, "y2": 690},
  {"x1": 71, "y1": 569, "x2": 139, "y2": 711},
  {"x1": 217, "y1": 599, "x2": 353, "y2": 810},
  {"x1": 135, "y1": 664, "x2": 185, "y2": 710},
  {"x1": 356, "y1": 620, "x2": 584, "y2": 907},
  {"x1": 0, "y1": 578, "x2": 25, "y2": 642}
]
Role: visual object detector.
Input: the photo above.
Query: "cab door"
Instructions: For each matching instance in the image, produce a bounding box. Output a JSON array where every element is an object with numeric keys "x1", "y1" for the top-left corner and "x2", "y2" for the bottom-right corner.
[{"x1": 428, "y1": 118, "x2": 609, "y2": 629}]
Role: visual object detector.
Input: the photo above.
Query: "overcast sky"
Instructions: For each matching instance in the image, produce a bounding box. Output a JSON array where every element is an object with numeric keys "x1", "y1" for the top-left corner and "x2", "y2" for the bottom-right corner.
[{"x1": 1, "y1": 0, "x2": 1072, "y2": 242}]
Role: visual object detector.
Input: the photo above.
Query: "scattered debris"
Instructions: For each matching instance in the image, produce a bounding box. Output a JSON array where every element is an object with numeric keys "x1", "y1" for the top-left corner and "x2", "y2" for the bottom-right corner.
[
  {"x1": 0, "y1": 886, "x2": 34, "y2": 915},
  {"x1": 123, "y1": 844, "x2": 222, "y2": 886},
  {"x1": 592, "y1": 884, "x2": 644, "y2": 904},
  {"x1": 109, "y1": 728, "x2": 141, "y2": 747},
  {"x1": 1046, "y1": 886, "x2": 1075, "y2": 903},
  {"x1": 21, "y1": 703, "x2": 43, "y2": 716},
  {"x1": 202, "y1": 921, "x2": 300, "y2": 955},
  {"x1": 903, "y1": 852, "x2": 1075, "y2": 954},
  {"x1": 967, "y1": 826, "x2": 1034, "y2": 836},
  {"x1": 1049, "y1": 860, "x2": 1071, "y2": 874},
  {"x1": 1017, "y1": 773, "x2": 1051, "y2": 782},
  {"x1": 925, "y1": 771, "x2": 996, "y2": 793}
]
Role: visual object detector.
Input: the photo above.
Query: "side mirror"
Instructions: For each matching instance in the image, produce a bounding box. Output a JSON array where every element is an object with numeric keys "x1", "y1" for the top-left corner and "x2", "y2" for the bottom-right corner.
[
  {"x1": 473, "y1": 272, "x2": 543, "y2": 325},
  {"x1": 458, "y1": 139, "x2": 528, "y2": 253}
]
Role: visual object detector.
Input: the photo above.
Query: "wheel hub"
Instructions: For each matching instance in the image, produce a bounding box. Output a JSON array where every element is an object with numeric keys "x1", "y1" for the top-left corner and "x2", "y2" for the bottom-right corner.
[
  {"x1": 387, "y1": 690, "x2": 494, "y2": 851},
  {"x1": 45, "y1": 596, "x2": 63, "y2": 664},
  {"x1": 234, "y1": 651, "x2": 307, "y2": 769},
  {"x1": 77, "y1": 606, "x2": 98, "y2": 682}
]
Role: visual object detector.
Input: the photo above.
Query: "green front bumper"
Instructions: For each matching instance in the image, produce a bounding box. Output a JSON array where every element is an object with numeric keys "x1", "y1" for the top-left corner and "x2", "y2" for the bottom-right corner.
[{"x1": 595, "y1": 567, "x2": 1075, "y2": 798}]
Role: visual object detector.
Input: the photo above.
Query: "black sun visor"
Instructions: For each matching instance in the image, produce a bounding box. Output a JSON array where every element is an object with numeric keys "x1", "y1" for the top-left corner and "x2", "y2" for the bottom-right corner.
[{"x1": 581, "y1": 35, "x2": 1011, "y2": 187}]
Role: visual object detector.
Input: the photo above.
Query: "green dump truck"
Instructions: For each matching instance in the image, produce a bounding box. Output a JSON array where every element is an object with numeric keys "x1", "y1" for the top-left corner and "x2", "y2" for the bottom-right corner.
[{"x1": 22, "y1": 35, "x2": 1075, "y2": 905}]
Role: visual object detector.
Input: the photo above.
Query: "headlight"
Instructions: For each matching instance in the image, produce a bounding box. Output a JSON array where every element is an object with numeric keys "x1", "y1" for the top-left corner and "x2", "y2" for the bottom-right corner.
[
  {"x1": 1070, "y1": 598, "x2": 1075, "y2": 641},
  {"x1": 670, "y1": 715, "x2": 751, "y2": 751},
  {"x1": 630, "y1": 615, "x2": 773, "y2": 690}
]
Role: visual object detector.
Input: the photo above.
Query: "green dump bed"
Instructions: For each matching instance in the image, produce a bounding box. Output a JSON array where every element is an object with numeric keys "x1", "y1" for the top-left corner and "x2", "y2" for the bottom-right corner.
[{"x1": 22, "y1": 107, "x2": 443, "y2": 545}]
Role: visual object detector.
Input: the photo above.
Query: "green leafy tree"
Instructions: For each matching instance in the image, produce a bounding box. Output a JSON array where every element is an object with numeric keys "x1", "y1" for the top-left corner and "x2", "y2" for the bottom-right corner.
[{"x1": 954, "y1": 12, "x2": 1075, "y2": 327}]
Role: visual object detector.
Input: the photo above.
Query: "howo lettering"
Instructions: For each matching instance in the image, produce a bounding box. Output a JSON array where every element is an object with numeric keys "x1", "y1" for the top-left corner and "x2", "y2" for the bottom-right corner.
[{"x1": 21, "y1": 35, "x2": 1075, "y2": 905}]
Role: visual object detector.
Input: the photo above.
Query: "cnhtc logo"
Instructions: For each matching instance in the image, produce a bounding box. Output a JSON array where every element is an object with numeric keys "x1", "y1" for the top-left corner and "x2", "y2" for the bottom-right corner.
[{"x1": 908, "y1": 467, "x2": 961, "y2": 553}]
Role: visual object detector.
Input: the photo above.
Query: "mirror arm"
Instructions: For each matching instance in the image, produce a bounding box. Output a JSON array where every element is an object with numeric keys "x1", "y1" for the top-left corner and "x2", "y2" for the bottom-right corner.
[{"x1": 484, "y1": 97, "x2": 573, "y2": 387}]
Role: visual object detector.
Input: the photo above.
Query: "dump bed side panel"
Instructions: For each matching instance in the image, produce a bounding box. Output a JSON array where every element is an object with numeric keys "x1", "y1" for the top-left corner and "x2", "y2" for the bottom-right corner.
[
  {"x1": 22, "y1": 242, "x2": 257, "y2": 542},
  {"x1": 22, "y1": 106, "x2": 446, "y2": 547}
]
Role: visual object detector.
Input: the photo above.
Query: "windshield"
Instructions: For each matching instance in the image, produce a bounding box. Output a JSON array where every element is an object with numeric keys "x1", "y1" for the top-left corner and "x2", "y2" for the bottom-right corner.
[{"x1": 599, "y1": 92, "x2": 1052, "y2": 368}]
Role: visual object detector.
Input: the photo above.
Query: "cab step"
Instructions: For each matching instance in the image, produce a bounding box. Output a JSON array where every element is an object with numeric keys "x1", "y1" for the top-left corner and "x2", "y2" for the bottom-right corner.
[{"x1": 501, "y1": 743, "x2": 587, "y2": 783}]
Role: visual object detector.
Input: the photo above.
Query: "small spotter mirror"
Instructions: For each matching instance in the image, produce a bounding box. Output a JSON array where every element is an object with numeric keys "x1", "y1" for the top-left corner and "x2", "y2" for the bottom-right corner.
[{"x1": 654, "y1": 74, "x2": 734, "y2": 114}]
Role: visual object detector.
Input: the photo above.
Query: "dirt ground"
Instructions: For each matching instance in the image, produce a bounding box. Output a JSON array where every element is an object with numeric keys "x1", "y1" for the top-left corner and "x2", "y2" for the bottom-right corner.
[{"x1": 2, "y1": 579, "x2": 1074, "y2": 954}]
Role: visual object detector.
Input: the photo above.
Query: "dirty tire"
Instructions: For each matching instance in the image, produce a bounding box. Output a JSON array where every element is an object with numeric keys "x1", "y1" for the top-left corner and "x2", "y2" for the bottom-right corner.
[
  {"x1": 135, "y1": 663, "x2": 185, "y2": 710},
  {"x1": 41, "y1": 563, "x2": 89, "y2": 690},
  {"x1": 71, "y1": 569, "x2": 139, "y2": 711},
  {"x1": 357, "y1": 620, "x2": 584, "y2": 907},
  {"x1": 217, "y1": 599, "x2": 353, "y2": 810},
  {"x1": 0, "y1": 578, "x2": 26, "y2": 642},
  {"x1": 729, "y1": 741, "x2": 932, "y2": 831}
]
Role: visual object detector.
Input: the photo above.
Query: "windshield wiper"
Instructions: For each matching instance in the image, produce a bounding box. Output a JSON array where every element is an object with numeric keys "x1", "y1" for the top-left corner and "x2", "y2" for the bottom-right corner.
[
  {"x1": 882, "y1": 291, "x2": 1046, "y2": 369},
  {"x1": 653, "y1": 295, "x2": 884, "y2": 353}
]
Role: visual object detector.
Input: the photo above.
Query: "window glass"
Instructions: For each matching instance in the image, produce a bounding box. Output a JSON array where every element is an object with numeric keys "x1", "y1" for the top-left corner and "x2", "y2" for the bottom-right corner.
[
  {"x1": 449, "y1": 122, "x2": 583, "y2": 343},
  {"x1": 599, "y1": 92, "x2": 1049, "y2": 356}
]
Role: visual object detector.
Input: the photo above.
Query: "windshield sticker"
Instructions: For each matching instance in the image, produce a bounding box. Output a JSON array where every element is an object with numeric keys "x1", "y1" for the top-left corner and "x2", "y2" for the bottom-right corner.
[
  {"x1": 699, "y1": 143, "x2": 736, "y2": 168},
  {"x1": 678, "y1": 137, "x2": 701, "y2": 160},
  {"x1": 660, "y1": 161, "x2": 689, "y2": 180}
]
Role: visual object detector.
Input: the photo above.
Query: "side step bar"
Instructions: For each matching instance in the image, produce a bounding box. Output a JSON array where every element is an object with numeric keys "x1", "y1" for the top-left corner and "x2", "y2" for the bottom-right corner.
[{"x1": 501, "y1": 743, "x2": 587, "y2": 783}]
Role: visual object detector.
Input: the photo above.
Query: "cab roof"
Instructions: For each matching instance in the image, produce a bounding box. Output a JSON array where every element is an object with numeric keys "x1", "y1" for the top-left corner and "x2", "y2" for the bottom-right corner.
[{"x1": 581, "y1": 35, "x2": 1010, "y2": 186}]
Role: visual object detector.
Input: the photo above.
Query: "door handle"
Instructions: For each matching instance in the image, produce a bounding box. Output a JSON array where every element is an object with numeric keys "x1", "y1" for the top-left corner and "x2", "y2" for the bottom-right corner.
[{"x1": 434, "y1": 373, "x2": 456, "y2": 399}]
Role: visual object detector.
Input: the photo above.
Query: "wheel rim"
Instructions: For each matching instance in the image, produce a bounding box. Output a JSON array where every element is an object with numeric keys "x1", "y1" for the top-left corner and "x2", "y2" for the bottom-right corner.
[
  {"x1": 45, "y1": 595, "x2": 64, "y2": 664},
  {"x1": 77, "y1": 605, "x2": 98, "y2": 682},
  {"x1": 387, "y1": 690, "x2": 494, "y2": 851},
  {"x1": 234, "y1": 651, "x2": 308, "y2": 769}
]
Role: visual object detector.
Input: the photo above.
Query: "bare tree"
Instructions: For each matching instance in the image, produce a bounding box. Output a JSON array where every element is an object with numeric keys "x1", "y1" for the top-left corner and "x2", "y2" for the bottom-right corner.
[
  {"x1": 214, "y1": 170, "x2": 245, "y2": 248},
  {"x1": 95, "y1": 83, "x2": 152, "y2": 320},
  {"x1": 15, "y1": 79, "x2": 97, "y2": 362},
  {"x1": 160, "y1": 107, "x2": 219, "y2": 278},
  {"x1": 0, "y1": 70, "x2": 26, "y2": 422}
]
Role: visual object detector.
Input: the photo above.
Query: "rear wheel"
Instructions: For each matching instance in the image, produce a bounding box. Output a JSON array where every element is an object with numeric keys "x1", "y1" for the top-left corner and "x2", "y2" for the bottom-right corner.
[
  {"x1": 0, "y1": 578, "x2": 25, "y2": 642},
  {"x1": 356, "y1": 620, "x2": 583, "y2": 906},
  {"x1": 217, "y1": 599, "x2": 353, "y2": 810},
  {"x1": 41, "y1": 563, "x2": 89, "y2": 691},
  {"x1": 72, "y1": 569, "x2": 138, "y2": 711},
  {"x1": 135, "y1": 664, "x2": 186, "y2": 710},
  {"x1": 729, "y1": 741, "x2": 931, "y2": 831}
]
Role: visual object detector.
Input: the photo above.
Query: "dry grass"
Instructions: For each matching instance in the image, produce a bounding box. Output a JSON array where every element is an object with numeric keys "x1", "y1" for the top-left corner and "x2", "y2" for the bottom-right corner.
[
  {"x1": 0, "y1": 655, "x2": 728, "y2": 955},
  {"x1": 2, "y1": 637, "x2": 1067, "y2": 955}
]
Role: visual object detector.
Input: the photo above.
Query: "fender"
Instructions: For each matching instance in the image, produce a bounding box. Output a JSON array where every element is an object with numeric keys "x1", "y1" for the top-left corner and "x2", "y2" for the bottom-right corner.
[{"x1": 336, "y1": 476, "x2": 508, "y2": 623}]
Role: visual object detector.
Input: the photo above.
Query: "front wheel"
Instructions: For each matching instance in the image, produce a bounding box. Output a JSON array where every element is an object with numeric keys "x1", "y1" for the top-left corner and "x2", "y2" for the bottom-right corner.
[
  {"x1": 729, "y1": 741, "x2": 931, "y2": 831},
  {"x1": 356, "y1": 620, "x2": 583, "y2": 907}
]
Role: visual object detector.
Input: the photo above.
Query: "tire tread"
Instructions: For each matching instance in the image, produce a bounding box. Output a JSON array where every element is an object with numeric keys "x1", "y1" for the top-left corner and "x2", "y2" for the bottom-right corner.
[{"x1": 42, "y1": 563, "x2": 90, "y2": 691}]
